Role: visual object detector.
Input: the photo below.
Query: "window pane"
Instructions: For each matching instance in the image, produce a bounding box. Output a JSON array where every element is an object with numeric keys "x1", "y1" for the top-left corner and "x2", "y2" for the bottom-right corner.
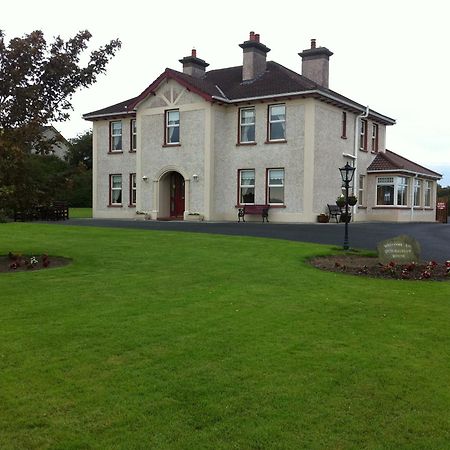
[
  {"x1": 269, "y1": 187, "x2": 284, "y2": 203},
  {"x1": 112, "y1": 136, "x2": 122, "y2": 150},
  {"x1": 378, "y1": 177, "x2": 394, "y2": 184},
  {"x1": 397, "y1": 185, "x2": 407, "y2": 205},
  {"x1": 269, "y1": 169, "x2": 284, "y2": 185},
  {"x1": 112, "y1": 122, "x2": 122, "y2": 134},
  {"x1": 414, "y1": 180, "x2": 421, "y2": 206},
  {"x1": 270, "y1": 122, "x2": 286, "y2": 140},
  {"x1": 168, "y1": 126, "x2": 179, "y2": 143},
  {"x1": 240, "y1": 170, "x2": 255, "y2": 186},
  {"x1": 241, "y1": 187, "x2": 254, "y2": 204},
  {"x1": 270, "y1": 105, "x2": 285, "y2": 121},
  {"x1": 241, "y1": 109, "x2": 255, "y2": 124},
  {"x1": 112, "y1": 175, "x2": 121, "y2": 188},
  {"x1": 112, "y1": 189, "x2": 122, "y2": 204},
  {"x1": 168, "y1": 111, "x2": 179, "y2": 126},
  {"x1": 424, "y1": 181, "x2": 432, "y2": 207},
  {"x1": 377, "y1": 185, "x2": 394, "y2": 205},
  {"x1": 241, "y1": 124, "x2": 255, "y2": 142}
]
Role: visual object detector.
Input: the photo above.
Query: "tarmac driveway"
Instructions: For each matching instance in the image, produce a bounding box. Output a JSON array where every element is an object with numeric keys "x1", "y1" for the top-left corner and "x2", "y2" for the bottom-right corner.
[{"x1": 54, "y1": 218, "x2": 450, "y2": 262}]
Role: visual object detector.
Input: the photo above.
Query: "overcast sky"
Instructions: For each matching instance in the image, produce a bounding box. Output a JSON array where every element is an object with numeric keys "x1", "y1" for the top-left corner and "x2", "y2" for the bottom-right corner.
[{"x1": 4, "y1": 0, "x2": 450, "y2": 185}]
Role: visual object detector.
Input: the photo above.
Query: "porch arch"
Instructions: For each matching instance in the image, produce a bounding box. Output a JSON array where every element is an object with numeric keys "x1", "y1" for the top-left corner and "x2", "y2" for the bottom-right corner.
[{"x1": 152, "y1": 166, "x2": 191, "y2": 219}]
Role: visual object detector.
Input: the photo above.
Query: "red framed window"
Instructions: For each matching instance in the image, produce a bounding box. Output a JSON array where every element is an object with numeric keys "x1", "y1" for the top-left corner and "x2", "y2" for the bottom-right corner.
[
  {"x1": 165, "y1": 109, "x2": 180, "y2": 145},
  {"x1": 267, "y1": 104, "x2": 286, "y2": 141},
  {"x1": 341, "y1": 111, "x2": 347, "y2": 138},
  {"x1": 129, "y1": 173, "x2": 136, "y2": 205},
  {"x1": 130, "y1": 119, "x2": 137, "y2": 151},
  {"x1": 110, "y1": 121, "x2": 122, "y2": 152},
  {"x1": 359, "y1": 119, "x2": 367, "y2": 151},
  {"x1": 239, "y1": 107, "x2": 256, "y2": 143},
  {"x1": 109, "y1": 174, "x2": 122, "y2": 205},
  {"x1": 238, "y1": 169, "x2": 255, "y2": 205},
  {"x1": 371, "y1": 123, "x2": 378, "y2": 152},
  {"x1": 266, "y1": 168, "x2": 285, "y2": 205}
]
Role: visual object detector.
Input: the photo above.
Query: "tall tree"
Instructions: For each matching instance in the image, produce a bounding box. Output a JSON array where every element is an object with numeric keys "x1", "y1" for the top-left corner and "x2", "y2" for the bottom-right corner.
[
  {"x1": 0, "y1": 30, "x2": 121, "y2": 214},
  {"x1": 66, "y1": 130, "x2": 93, "y2": 169}
]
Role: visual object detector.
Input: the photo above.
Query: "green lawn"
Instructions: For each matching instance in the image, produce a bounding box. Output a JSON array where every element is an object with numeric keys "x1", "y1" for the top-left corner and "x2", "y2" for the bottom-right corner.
[
  {"x1": 69, "y1": 207, "x2": 92, "y2": 218},
  {"x1": 1, "y1": 223, "x2": 450, "y2": 449}
]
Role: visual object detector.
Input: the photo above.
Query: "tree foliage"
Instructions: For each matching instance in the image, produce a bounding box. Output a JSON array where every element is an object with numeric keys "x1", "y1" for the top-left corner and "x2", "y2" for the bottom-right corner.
[
  {"x1": 66, "y1": 129, "x2": 93, "y2": 169},
  {"x1": 0, "y1": 30, "x2": 120, "y2": 215},
  {"x1": 437, "y1": 184, "x2": 450, "y2": 200}
]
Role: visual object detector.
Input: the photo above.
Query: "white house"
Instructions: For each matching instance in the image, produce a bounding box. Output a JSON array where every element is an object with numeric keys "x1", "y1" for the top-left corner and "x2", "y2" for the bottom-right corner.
[{"x1": 84, "y1": 32, "x2": 441, "y2": 222}]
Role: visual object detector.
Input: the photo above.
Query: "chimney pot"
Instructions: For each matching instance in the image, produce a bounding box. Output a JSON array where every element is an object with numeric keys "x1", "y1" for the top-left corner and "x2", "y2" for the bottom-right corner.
[
  {"x1": 255, "y1": 33, "x2": 260, "y2": 42},
  {"x1": 191, "y1": 48, "x2": 196, "y2": 57},
  {"x1": 249, "y1": 31, "x2": 255, "y2": 41},
  {"x1": 311, "y1": 39, "x2": 316, "y2": 49}
]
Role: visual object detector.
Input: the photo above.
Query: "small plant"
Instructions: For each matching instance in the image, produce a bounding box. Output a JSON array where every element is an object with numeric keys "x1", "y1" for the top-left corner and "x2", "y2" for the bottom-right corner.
[
  {"x1": 347, "y1": 194, "x2": 358, "y2": 206},
  {"x1": 42, "y1": 254, "x2": 50, "y2": 268},
  {"x1": 336, "y1": 194, "x2": 346, "y2": 207}
]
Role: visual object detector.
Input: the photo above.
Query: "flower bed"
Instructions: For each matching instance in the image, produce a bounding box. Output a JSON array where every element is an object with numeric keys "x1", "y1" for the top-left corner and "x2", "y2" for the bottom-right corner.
[
  {"x1": 1, "y1": 253, "x2": 71, "y2": 273},
  {"x1": 310, "y1": 255, "x2": 450, "y2": 281}
]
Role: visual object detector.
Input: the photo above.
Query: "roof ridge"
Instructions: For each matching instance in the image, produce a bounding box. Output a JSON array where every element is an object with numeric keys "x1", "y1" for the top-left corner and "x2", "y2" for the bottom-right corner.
[{"x1": 385, "y1": 149, "x2": 442, "y2": 176}]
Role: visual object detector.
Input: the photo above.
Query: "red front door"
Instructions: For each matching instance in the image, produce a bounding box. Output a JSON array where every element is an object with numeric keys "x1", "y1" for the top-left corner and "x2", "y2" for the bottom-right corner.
[{"x1": 170, "y1": 172, "x2": 185, "y2": 218}]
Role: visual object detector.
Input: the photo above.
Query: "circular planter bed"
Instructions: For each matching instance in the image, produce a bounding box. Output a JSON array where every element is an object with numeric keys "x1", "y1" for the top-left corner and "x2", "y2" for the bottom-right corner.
[
  {"x1": 310, "y1": 255, "x2": 450, "y2": 281},
  {"x1": 1, "y1": 253, "x2": 71, "y2": 273}
]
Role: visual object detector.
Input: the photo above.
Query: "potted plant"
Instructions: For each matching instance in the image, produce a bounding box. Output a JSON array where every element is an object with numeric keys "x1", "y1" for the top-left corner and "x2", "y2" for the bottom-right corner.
[
  {"x1": 347, "y1": 194, "x2": 358, "y2": 206},
  {"x1": 336, "y1": 194, "x2": 346, "y2": 208},
  {"x1": 186, "y1": 212, "x2": 204, "y2": 222},
  {"x1": 317, "y1": 213, "x2": 329, "y2": 223}
]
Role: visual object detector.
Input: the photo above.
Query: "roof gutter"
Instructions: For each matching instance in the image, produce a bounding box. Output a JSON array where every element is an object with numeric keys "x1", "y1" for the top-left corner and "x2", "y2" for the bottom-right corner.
[
  {"x1": 367, "y1": 168, "x2": 441, "y2": 179},
  {"x1": 212, "y1": 90, "x2": 395, "y2": 124},
  {"x1": 83, "y1": 110, "x2": 135, "y2": 120}
]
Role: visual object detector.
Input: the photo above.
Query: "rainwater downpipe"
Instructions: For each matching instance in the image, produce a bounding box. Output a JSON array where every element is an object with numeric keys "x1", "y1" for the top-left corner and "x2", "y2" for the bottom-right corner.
[{"x1": 352, "y1": 106, "x2": 370, "y2": 219}]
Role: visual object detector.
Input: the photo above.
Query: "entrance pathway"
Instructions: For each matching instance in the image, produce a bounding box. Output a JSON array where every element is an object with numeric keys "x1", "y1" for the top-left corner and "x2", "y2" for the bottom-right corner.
[{"x1": 54, "y1": 219, "x2": 450, "y2": 262}]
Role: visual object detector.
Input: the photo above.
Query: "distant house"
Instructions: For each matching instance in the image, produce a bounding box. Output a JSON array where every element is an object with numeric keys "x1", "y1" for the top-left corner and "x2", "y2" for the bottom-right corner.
[
  {"x1": 84, "y1": 32, "x2": 441, "y2": 222},
  {"x1": 33, "y1": 126, "x2": 70, "y2": 160}
]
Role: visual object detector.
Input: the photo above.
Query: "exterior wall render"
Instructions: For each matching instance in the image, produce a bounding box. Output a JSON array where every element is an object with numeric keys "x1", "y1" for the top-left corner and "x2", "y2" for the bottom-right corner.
[
  {"x1": 137, "y1": 79, "x2": 207, "y2": 219},
  {"x1": 92, "y1": 119, "x2": 137, "y2": 219},
  {"x1": 90, "y1": 77, "x2": 436, "y2": 224},
  {"x1": 212, "y1": 99, "x2": 306, "y2": 222},
  {"x1": 364, "y1": 174, "x2": 437, "y2": 222},
  {"x1": 313, "y1": 103, "x2": 356, "y2": 216}
]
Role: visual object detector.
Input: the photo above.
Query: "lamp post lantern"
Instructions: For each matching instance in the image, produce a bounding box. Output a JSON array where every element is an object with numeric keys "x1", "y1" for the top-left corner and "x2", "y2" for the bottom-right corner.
[{"x1": 339, "y1": 163, "x2": 356, "y2": 250}]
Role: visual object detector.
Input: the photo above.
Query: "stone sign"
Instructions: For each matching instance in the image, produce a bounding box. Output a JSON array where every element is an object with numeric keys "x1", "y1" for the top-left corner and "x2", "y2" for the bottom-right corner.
[{"x1": 377, "y1": 235, "x2": 421, "y2": 264}]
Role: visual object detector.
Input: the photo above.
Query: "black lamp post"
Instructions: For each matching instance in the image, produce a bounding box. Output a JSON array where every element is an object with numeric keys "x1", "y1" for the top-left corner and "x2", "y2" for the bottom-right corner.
[{"x1": 339, "y1": 162, "x2": 356, "y2": 250}]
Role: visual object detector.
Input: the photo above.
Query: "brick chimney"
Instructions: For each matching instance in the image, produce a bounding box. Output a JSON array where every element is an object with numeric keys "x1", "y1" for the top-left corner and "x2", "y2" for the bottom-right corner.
[
  {"x1": 239, "y1": 31, "x2": 271, "y2": 82},
  {"x1": 298, "y1": 39, "x2": 333, "y2": 88},
  {"x1": 179, "y1": 48, "x2": 209, "y2": 78}
]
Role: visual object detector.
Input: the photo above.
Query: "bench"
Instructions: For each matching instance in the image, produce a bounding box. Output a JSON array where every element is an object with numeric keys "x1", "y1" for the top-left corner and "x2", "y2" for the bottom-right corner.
[
  {"x1": 238, "y1": 205, "x2": 270, "y2": 222},
  {"x1": 327, "y1": 204, "x2": 343, "y2": 223}
]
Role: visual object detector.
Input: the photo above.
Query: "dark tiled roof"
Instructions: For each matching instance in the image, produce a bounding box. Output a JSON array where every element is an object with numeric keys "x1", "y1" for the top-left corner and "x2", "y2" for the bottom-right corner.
[
  {"x1": 84, "y1": 97, "x2": 138, "y2": 119},
  {"x1": 367, "y1": 150, "x2": 441, "y2": 178},
  {"x1": 84, "y1": 61, "x2": 395, "y2": 123}
]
